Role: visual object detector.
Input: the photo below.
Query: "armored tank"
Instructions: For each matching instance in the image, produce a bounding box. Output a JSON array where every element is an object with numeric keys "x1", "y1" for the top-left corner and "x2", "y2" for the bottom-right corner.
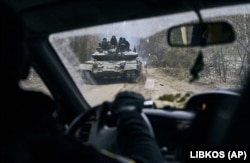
[{"x1": 79, "y1": 40, "x2": 142, "y2": 83}]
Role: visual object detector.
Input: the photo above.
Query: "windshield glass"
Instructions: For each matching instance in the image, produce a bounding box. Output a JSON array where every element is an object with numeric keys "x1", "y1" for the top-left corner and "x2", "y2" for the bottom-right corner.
[{"x1": 49, "y1": 4, "x2": 250, "y2": 107}]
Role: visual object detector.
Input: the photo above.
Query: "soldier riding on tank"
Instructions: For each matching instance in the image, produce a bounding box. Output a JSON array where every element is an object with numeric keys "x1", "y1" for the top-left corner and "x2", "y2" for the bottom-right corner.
[{"x1": 79, "y1": 36, "x2": 142, "y2": 83}]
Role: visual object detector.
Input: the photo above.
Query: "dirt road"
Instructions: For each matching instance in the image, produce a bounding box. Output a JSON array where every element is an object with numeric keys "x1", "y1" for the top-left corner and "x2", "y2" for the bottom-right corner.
[
  {"x1": 21, "y1": 67, "x2": 217, "y2": 107},
  {"x1": 21, "y1": 66, "x2": 218, "y2": 107},
  {"x1": 80, "y1": 67, "x2": 216, "y2": 107}
]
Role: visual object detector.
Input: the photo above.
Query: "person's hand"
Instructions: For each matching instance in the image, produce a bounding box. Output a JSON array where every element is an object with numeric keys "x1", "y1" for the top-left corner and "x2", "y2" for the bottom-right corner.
[{"x1": 111, "y1": 91, "x2": 145, "y2": 115}]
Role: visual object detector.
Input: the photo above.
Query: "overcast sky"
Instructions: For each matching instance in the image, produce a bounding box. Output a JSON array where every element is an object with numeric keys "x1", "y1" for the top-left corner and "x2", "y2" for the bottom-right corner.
[{"x1": 50, "y1": 4, "x2": 250, "y2": 47}]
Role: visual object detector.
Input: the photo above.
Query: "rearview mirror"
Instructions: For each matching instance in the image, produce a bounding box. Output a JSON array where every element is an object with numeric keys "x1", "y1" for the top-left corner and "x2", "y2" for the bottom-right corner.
[{"x1": 167, "y1": 22, "x2": 235, "y2": 47}]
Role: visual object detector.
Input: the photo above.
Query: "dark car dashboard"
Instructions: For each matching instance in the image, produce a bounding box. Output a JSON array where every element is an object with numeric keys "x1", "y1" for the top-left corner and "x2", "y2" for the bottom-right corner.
[
  {"x1": 73, "y1": 88, "x2": 241, "y2": 162},
  {"x1": 144, "y1": 89, "x2": 241, "y2": 160}
]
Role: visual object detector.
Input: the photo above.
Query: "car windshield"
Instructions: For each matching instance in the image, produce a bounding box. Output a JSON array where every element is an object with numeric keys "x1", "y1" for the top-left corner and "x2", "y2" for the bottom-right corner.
[{"x1": 49, "y1": 4, "x2": 250, "y2": 107}]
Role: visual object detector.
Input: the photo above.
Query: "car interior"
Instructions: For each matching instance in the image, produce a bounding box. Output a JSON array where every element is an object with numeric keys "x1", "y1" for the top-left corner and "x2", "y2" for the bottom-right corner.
[{"x1": 1, "y1": 0, "x2": 250, "y2": 162}]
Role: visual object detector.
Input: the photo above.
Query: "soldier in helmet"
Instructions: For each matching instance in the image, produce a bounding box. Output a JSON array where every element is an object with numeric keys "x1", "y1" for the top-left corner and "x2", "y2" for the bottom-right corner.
[
  {"x1": 123, "y1": 38, "x2": 130, "y2": 51},
  {"x1": 100, "y1": 37, "x2": 109, "y2": 50},
  {"x1": 110, "y1": 35, "x2": 118, "y2": 48},
  {"x1": 119, "y1": 38, "x2": 130, "y2": 52}
]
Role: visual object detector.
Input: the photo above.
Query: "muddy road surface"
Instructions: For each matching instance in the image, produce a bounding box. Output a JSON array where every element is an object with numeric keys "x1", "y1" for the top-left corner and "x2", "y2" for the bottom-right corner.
[
  {"x1": 21, "y1": 67, "x2": 217, "y2": 107},
  {"x1": 79, "y1": 67, "x2": 216, "y2": 107}
]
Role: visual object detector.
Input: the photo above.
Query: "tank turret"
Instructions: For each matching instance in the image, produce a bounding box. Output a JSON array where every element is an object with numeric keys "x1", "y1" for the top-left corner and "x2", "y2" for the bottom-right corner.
[{"x1": 79, "y1": 37, "x2": 142, "y2": 83}]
